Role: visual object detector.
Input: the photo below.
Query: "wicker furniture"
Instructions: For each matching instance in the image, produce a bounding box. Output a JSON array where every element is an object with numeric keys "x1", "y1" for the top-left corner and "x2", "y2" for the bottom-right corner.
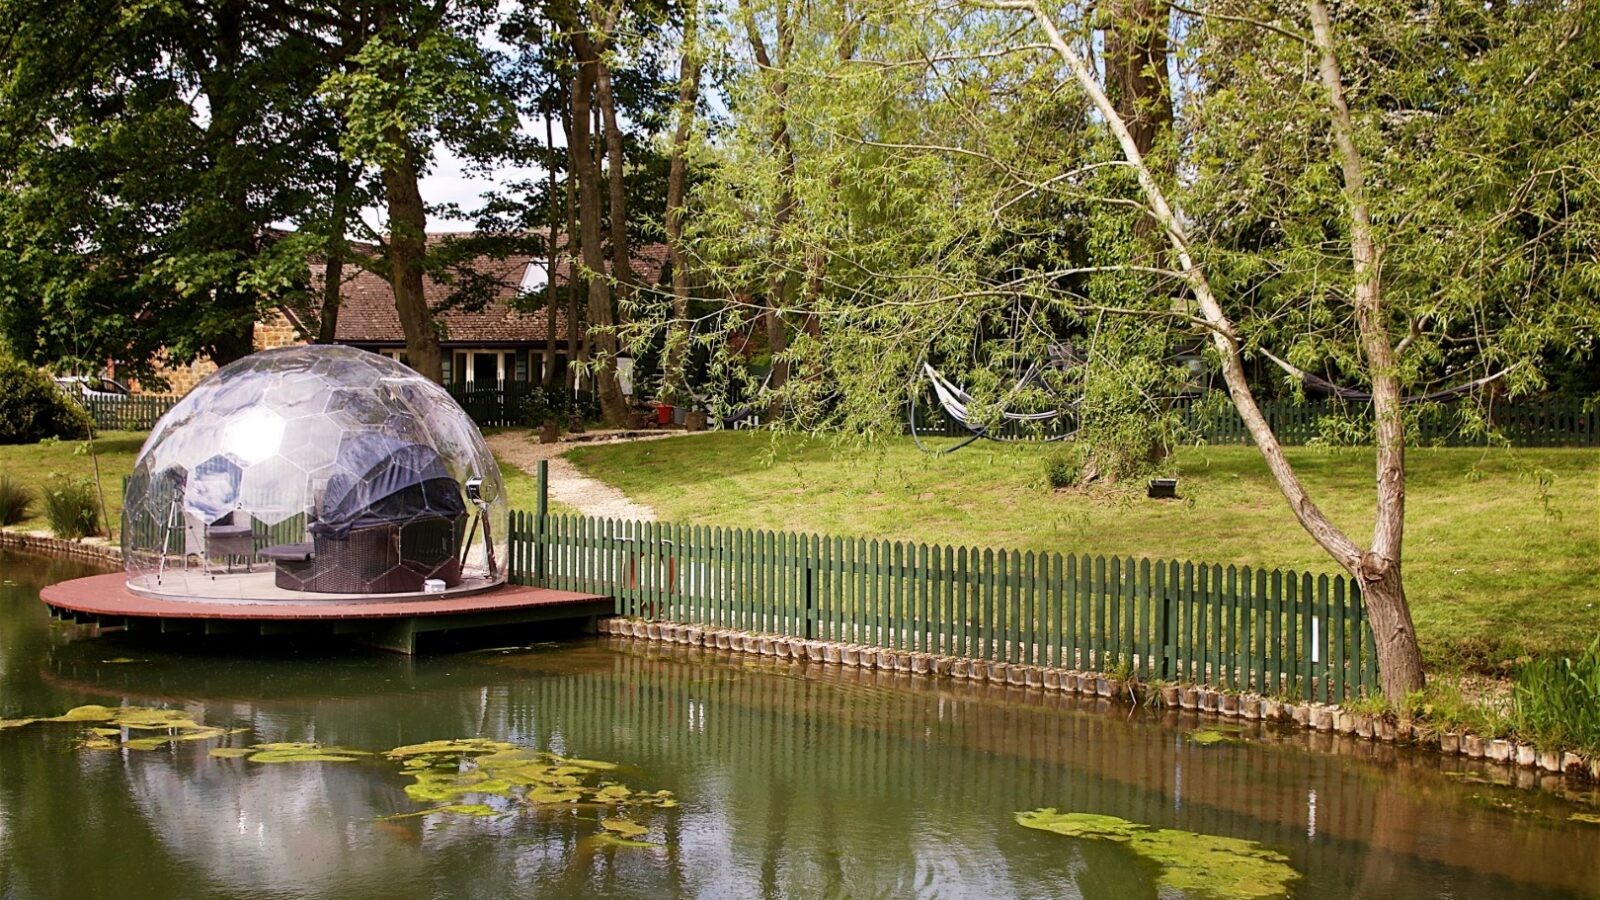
[{"x1": 261, "y1": 515, "x2": 465, "y2": 594}]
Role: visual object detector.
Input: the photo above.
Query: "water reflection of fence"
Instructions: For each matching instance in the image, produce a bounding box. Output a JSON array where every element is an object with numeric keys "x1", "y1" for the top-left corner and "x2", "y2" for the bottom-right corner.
[
  {"x1": 508, "y1": 508, "x2": 1378, "y2": 702},
  {"x1": 496, "y1": 645, "x2": 1592, "y2": 897}
]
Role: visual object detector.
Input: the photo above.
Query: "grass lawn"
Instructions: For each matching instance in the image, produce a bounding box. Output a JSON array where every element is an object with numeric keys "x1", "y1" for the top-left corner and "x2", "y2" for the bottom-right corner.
[
  {"x1": 0, "y1": 432, "x2": 144, "y2": 535},
  {"x1": 568, "y1": 431, "x2": 1600, "y2": 668},
  {"x1": 0, "y1": 433, "x2": 580, "y2": 533}
]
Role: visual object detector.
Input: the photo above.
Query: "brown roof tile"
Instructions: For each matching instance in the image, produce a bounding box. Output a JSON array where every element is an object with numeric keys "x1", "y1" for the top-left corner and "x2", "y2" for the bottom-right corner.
[{"x1": 316, "y1": 237, "x2": 668, "y2": 346}]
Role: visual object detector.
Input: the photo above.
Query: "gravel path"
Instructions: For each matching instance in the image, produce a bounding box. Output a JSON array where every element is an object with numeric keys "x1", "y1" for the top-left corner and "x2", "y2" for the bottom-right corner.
[{"x1": 486, "y1": 430, "x2": 678, "y2": 522}]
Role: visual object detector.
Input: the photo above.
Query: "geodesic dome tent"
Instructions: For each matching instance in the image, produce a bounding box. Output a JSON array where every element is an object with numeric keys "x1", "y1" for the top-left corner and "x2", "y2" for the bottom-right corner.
[{"x1": 121, "y1": 345, "x2": 507, "y2": 600}]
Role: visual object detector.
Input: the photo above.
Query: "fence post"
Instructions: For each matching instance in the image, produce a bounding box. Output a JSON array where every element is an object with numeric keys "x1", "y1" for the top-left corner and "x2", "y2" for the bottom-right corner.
[
  {"x1": 1158, "y1": 562, "x2": 1173, "y2": 680},
  {"x1": 535, "y1": 460, "x2": 549, "y2": 585}
]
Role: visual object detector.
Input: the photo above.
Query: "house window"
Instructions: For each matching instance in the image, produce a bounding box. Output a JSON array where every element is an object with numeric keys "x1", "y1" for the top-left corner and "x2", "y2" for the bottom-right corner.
[
  {"x1": 380, "y1": 349, "x2": 411, "y2": 366},
  {"x1": 454, "y1": 350, "x2": 514, "y2": 384}
]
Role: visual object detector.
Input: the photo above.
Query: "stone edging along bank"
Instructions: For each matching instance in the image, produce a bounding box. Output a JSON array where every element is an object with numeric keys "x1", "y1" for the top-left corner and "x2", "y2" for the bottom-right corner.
[
  {"x1": 599, "y1": 617, "x2": 1600, "y2": 785},
  {"x1": 0, "y1": 530, "x2": 122, "y2": 565}
]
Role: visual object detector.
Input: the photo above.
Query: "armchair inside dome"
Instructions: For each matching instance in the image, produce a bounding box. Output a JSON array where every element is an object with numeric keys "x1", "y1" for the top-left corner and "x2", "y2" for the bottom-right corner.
[{"x1": 120, "y1": 346, "x2": 508, "y2": 602}]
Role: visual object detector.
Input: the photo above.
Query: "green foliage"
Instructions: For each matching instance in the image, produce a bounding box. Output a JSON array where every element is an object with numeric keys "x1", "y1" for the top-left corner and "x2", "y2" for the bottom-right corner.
[
  {"x1": 0, "y1": 358, "x2": 91, "y2": 444},
  {"x1": 0, "y1": 0, "x2": 340, "y2": 380},
  {"x1": 1514, "y1": 641, "x2": 1600, "y2": 755},
  {"x1": 41, "y1": 475, "x2": 99, "y2": 540},
  {"x1": 1401, "y1": 678, "x2": 1514, "y2": 740},
  {"x1": 320, "y1": 6, "x2": 514, "y2": 175},
  {"x1": 0, "y1": 475, "x2": 31, "y2": 525}
]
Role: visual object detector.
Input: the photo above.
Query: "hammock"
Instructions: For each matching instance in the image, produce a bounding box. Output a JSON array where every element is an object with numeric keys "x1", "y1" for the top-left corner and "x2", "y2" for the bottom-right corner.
[
  {"x1": 690, "y1": 371, "x2": 773, "y2": 429},
  {"x1": 911, "y1": 362, "x2": 1079, "y2": 454},
  {"x1": 1261, "y1": 350, "x2": 1519, "y2": 405}
]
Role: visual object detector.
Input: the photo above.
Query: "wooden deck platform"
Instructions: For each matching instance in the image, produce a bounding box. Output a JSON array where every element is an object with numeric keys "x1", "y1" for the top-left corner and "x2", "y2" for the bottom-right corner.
[{"x1": 40, "y1": 573, "x2": 613, "y2": 654}]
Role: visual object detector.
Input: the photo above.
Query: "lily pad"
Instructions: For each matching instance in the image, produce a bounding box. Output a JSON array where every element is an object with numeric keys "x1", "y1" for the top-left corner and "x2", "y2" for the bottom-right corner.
[
  {"x1": 587, "y1": 832, "x2": 661, "y2": 850},
  {"x1": 1570, "y1": 813, "x2": 1600, "y2": 825},
  {"x1": 0, "y1": 718, "x2": 39, "y2": 730},
  {"x1": 383, "y1": 803, "x2": 501, "y2": 819},
  {"x1": 122, "y1": 727, "x2": 235, "y2": 751},
  {"x1": 78, "y1": 733, "x2": 119, "y2": 751},
  {"x1": 600, "y1": 818, "x2": 649, "y2": 838},
  {"x1": 47, "y1": 705, "x2": 117, "y2": 722},
  {"x1": 386, "y1": 739, "x2": 516, "y2": 759},
  {"x1": 1187, "y1": 729, "x2": 1241, "y2": 746},
  {"x1": 209, "y1": 747, "x2": 255, "y2": 759},
  {"x1": 1017, "y1": 809, "x2": 1299, "y2": 899},
  {"x1": 247, "y1": 742, "x2": 370, "y2": 763}
]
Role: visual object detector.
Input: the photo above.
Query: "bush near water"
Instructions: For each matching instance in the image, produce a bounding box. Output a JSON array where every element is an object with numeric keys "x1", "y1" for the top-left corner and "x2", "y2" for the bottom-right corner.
[{"x1": 0, "y1": 357, "x2": 92, "y2": 444}]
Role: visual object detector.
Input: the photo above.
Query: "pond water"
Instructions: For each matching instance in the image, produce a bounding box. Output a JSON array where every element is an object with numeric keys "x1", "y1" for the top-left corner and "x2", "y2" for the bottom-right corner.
[{"x1": 2, "y1": 550, "x2": 1598, "y2": 900}]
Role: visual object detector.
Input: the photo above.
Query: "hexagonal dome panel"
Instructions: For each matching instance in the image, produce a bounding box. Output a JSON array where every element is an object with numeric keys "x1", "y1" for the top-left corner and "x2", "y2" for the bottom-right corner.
[{"x1": 122, "y1": 345, "x2": 508, "y2": 600}]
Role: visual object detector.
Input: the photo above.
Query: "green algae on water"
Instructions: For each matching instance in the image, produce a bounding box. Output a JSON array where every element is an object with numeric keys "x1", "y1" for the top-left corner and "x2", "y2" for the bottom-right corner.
[
  {"x1": 7, "y1": 704, "x2": 237, "y2": 752},
  {"x1": 1187, "y1": 729, "x2": 1242, "y2": 747},
  {"x1": 384, "y1": 739, "x2": 676, "y2": 844},
  {"x1": 1016, "y1": 809, "x2": 1299, "y2": 899}
]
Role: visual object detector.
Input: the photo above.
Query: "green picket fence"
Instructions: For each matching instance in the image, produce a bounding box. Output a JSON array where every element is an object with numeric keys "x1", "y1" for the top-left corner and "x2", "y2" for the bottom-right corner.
[
  {"x1": 508, "y1": 505, "x2": 1378, "y2": 703},
  {"x1": 86, "y1": 394, "x2": 180, "y2": 431}
]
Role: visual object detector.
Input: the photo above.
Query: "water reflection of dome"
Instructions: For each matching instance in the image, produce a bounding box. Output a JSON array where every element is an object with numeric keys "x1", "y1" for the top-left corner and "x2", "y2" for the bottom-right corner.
[
  {"x1": 122, "y1": 752, "x2": 427, "y2": 894},
  {"x1": 120, "y1": 346, "x2": 507, "y2": 601}
]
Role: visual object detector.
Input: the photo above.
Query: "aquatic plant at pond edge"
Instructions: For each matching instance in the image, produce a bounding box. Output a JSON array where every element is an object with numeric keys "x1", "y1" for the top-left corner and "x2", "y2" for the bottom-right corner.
[
  {"x1": 1514, "y1": 640, "x2": 1600, "y2": 755},
  {"x1": 0, "y1": 475, "x2": 32, "y2": 525},
  {"x1": 41, "y1": 474, "x2": 99, "y2": 539},
  {"x1": 1016, "y1": 809, "x2": 1299, "y2": 899}
]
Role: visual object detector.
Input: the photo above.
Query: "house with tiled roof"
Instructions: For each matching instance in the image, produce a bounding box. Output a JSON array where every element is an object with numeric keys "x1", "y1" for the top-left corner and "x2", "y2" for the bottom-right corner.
[
  {"x1": 140, "y1": 234, "x2": 668, "y2": 394},
  {"x1": 323, "y1": 234, "x2": 668, "y2": 385}
]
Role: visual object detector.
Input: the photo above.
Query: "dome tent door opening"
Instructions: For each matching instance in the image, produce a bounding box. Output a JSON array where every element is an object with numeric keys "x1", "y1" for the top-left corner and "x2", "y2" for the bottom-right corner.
[{"x1": 119, "y1": 345, "x2": 509, "y2": 602}]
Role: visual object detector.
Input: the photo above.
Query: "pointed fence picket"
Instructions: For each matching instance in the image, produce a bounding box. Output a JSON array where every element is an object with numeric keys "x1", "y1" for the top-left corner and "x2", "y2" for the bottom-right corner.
[{"x1": 508, "y1": 500, "x2": 1381, "y2": 702}]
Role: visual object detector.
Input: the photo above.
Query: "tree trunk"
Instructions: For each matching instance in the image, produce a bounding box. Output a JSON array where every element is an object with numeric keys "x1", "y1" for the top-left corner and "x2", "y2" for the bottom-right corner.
[
  {"x1": 542, "y1": 112, "x2": 560, "y2": 389},
  {"x1": 596, "y1": 60, "x2": 632, "y2": 311},
  {"x1": 317, "y1": 164, "x2": 354, "y2": 344},
  {"x1": 567, "y1": 38, "x2": 629, "y2": 425},
  {"x1": 560, "y1": 99, "x2": 583, "y2": 396},
  {"x1": 745, "y1": 3, "x2": 798, "y2": 421},
  {"x1": 662, "y1": 3, "x2": 701, "y2": 405},
  {"x1": 381, "y1": 141, "x2": 443, "y2": 383},
  {"x1": 1021, "y1": 0, "x2": 1426, "y2": 697},
  {"x1": 1309, "y1": 0, "x2": 1424, "y2": 698},
  {"x1": 1102, "y1": 0, "x2": 1171, "y2": 163}
]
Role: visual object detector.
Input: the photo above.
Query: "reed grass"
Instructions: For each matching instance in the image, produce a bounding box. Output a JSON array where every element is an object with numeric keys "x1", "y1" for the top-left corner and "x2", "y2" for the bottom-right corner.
[
  {"x1": 1514, "y1": 641, "x2": 1600, "y2": 755},
  {"x1": 0, "y1": 475, "x2": 31, "y2": 526},
  {"x1": 41, "y1": 476, "x2": 100, "y2": 540}
]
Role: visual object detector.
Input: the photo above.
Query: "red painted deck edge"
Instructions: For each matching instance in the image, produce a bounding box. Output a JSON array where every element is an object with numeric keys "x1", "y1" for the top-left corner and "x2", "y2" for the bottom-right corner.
[{"x1": 40, "y1": 573, "x2": 607, "y2": 621}]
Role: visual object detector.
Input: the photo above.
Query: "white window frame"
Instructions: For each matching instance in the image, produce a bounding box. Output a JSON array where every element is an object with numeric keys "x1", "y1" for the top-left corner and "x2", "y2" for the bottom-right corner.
[{"x1": 462, "y1": 349, "x2": 510, "y2": 384}]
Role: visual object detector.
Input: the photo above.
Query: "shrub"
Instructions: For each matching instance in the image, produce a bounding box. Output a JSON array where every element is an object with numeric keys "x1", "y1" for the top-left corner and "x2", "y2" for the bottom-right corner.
[
  {"x1": 0, "y1": 358, "x2": 93, "y2": 444},
  {"x1": 0, "y1": 475, "x2": 32, "y2": 525},
  {"x1": 1042, "y1": 444, "x2": 1085, "y2": 489},
  {"x1": 42, "y1": 475, "x2": 100, "y2": 539},
  {"x1": 1514, "y1": 641, "x2": 1600, "y2": 755}
]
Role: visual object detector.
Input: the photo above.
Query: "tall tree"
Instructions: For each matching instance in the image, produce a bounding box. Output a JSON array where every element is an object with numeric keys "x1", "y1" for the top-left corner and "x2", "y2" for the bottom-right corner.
[
  {"x1": 0, "y1": 0, "x2": 329, "y2": 384},
  {"x1": 682, "y1": 0, "x2": 1599, "y2": 696},
  {"x1": 322, "y1": 0, "x2": 517, "y2": 383},
  {"x1": 661, "y1": 0, "x2": 704, "y2": 402}
]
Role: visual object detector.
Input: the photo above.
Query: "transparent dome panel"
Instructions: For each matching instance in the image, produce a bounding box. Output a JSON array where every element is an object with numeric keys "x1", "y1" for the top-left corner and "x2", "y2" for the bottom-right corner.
[{"x1": 122, "y1": 345, "x2": 508, "y2": 600}]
